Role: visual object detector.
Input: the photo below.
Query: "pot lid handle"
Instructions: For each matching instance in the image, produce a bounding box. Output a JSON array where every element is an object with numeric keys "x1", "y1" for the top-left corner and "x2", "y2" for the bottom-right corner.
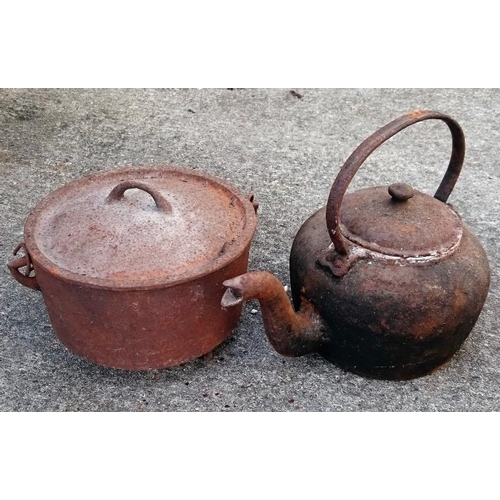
[
  {"x1": 325, "y1": 110, "x2": 465, "y2": 255},
  {"x1": 106, "y1": 180, "x2": 172, "y2": 213}
]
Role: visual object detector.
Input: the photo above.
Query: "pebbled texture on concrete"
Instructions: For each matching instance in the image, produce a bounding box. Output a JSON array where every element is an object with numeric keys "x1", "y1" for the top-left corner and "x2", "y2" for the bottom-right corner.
[{"x1": 1, "y1": 88, "x2": 499, "y2": 411}]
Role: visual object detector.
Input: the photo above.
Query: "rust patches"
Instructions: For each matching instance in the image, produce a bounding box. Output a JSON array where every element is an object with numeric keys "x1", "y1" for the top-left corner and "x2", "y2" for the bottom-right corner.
[
  {"x1": 7, "y1": 243, "x2": 39, "y2": 290},
  {"x1": 106, "y1": 180, "x2": 173, "y2": 213},
  {"x1": 325, "y1": 110, "x2": 466, "y2": 256},
  {"x1": 247, "y1": 192, "x2": 259, "y2": 213},
  {"x1": 221, "y1": 111, "x2": 490, "y2": 381},
  {"x1": 290, "y1": 204, "x2": 489, "y2": 380},
  {"x1": 8, "y1": 166, "x2": 258, "y2": 370},
  {"x1": 222, "y1": 271, "x2": 326, "y2": 357}
]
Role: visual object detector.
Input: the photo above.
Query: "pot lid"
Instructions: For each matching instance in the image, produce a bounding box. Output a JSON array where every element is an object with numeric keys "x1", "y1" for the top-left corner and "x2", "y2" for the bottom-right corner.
[
  {"x1": 25, "y1": 167, "x2": 257, "y2": 288},
  {"x1": 339, "y1": 183, "x2": 463, "y2": 257}
]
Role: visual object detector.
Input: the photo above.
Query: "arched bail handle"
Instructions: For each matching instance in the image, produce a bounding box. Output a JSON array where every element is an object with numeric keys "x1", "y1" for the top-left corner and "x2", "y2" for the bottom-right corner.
[
  {"x1": 325, "y1": 110, "x2": 466, "y2": 255},
  {"x1": 106, "y1": 180, "x2": 172, "y2": 213}
]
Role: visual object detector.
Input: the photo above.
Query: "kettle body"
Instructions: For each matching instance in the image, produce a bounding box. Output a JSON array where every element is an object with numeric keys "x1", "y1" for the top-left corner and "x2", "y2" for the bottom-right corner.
[{"x1": 290, "y1": 204, "x2": 489, "y2": 380}]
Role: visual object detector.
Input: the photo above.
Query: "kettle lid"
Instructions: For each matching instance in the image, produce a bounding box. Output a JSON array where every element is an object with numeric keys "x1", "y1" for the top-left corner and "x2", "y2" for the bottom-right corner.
[{"x1": 340, "y1": 183, "x2": 463, "y2": 258}]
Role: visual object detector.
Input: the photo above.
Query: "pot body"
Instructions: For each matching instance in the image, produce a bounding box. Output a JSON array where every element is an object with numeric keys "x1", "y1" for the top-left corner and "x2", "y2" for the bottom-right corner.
[
  {"x1": 290, "y1": 207, "x2": 490, "y2": 380},
  {"x1": 32, "y1": 246, "x2": 250, "y2": 370}
]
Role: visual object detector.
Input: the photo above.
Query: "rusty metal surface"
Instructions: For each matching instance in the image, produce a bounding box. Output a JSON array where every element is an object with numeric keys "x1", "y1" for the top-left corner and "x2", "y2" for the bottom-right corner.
[
  {"x1": 220, "y1": 110, "x2": 490, "y2": 381},
  {"x1": 23, "y1": 166, "x2": 257, "y2": 287},
  {"x1": 290, "y1": 206, "x2": 490, "y2": 380},
  {"x1": 222, "y1": 271, "x2": 326, "y2": 357},
  {"x1": 222, "y1": 203, "x2": 489, "y2": 380},
  {"x1": 36, "y1": 247, "x2": 251, "y2": 370},
  {"x1": 106, "y1": 180, "x2": 173, "y2": 213},
  {"x1": 310, "y1": 111, "x2": 489, "y2": 378},
  {"x1": 9, "y1": 166, "x2": 258, "y2": 370},
  {"x1": 7, "y1": 243, "x2": 40, "y2": 290},
  {"x1": 339, "y1": 186, "x2": 463, "y2": 257},
  {"x1": 325, "y1": 110, "x2": 466, "y2": 256},
  {"x1": 2, "y1": 89, "x2": 499, "y2": 412},
  {"x1": 388, "y1": 182, "x2": 414, "y2": 201}
]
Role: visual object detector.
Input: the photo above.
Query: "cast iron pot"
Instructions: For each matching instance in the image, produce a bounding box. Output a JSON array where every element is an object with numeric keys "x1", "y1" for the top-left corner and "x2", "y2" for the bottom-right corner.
[
  {"x1": 221, "y1": 110, "x2": 490, "y2": 380},
  {"x1": 8, "y1": 166, "x2": 258, "y2": 370}
]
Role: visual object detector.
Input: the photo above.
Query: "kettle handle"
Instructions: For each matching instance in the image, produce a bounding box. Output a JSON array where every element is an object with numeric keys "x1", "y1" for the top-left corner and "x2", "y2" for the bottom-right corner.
[{"x1": 325, "y1": 110, "x2": 465, "y2": 255}]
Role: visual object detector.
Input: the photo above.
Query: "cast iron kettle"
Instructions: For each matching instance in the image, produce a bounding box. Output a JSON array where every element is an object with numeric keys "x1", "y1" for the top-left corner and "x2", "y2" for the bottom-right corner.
[{"x1": 221, "y1": 110, "x2": 490, "y2": 380}]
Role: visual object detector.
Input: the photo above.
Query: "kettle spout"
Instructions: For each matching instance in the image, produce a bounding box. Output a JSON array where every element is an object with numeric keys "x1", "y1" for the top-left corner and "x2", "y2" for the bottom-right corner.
[{"x1": 222, "y1": 271, "x2": 327, "y2": 357}]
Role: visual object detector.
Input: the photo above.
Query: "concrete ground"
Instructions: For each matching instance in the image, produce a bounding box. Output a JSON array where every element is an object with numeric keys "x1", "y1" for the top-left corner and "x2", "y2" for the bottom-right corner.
[{"x1": 1, "y1": 88, "x2": 499, "y2": 411}]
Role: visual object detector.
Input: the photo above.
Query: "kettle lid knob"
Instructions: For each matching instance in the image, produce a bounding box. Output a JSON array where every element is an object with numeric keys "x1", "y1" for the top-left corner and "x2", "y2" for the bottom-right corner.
[{"x1": 388, "y1": 183, "x2": 414, "y2": 201}]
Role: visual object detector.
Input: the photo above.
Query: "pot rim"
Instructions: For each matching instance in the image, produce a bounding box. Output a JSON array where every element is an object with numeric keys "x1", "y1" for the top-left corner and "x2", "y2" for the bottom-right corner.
[{"x1": 23, "y1": 166, "x2": 258, "y2": 291}]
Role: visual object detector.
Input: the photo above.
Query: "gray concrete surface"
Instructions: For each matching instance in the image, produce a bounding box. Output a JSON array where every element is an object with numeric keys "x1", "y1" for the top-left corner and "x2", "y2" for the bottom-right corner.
[{"x1": 1, "y1": 88, "x2": 499, "y2": 411}]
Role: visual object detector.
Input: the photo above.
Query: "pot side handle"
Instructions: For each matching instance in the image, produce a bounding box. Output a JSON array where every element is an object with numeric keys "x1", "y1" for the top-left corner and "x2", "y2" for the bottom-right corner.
[
  {"x1": 326, "y1": 110, "x2": 466, "y2": 256},
  {"x1": 7, "y1": 243, "x2": 40, "y2": 290},
  {"x1": 247, "y1": 192, "x2": 259, "y2": 213}
]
